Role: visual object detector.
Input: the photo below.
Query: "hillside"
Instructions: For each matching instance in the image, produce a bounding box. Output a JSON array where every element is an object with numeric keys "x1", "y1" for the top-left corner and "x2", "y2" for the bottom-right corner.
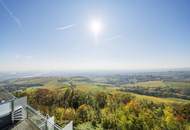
[
  {"x1": 121, "y1": 80, "x2": 190, "y2": 100},
  {"x1": 12, "y1": 79, "x2": 190, "y2": 130},
  {"x1": 1, "y1": 74, "x2": 190, "y2": 129}
]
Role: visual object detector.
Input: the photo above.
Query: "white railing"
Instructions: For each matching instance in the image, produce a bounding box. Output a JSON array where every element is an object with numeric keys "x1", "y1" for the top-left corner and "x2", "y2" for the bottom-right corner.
[
  {"x1": 0, "y1": 102, "x2": 11, "y2": 118},
  {"x1": 25, "y1": 105, "x2": 73, "y2": 130},
  {"x1": 0, "y1": 90, "x2": 73, "y2": 130},
  {"x1": 62, "y1": 121, "x2": 73, "y2": 130},
  {"x1": 12, "y1": 106, "x2": 26, "y2": 121}
]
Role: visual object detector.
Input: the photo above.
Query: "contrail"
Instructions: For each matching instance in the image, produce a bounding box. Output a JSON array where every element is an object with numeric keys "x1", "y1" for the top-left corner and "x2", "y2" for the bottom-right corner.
[
  {"x1": 56, "y1": 24, "x2": 76, "y2": 31},
  {"x1": 0, "y1": 0, "x2": 22, "y2": 28}
]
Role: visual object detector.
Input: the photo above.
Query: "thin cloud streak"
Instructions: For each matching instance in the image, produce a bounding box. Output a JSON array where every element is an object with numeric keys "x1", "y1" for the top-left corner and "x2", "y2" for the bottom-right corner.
[
  {"x1": 0, "y1": 0, "x2": 22, "y2": 28},
  {"x1": 56, "y1": 24, "x2": 76, "y2": 31},
  {"x1": 105, "y1": 34, "x2": 122, "y2": 41},
  {"x1": 15, "y1": 54, "x2": 33, "y2": 60}
]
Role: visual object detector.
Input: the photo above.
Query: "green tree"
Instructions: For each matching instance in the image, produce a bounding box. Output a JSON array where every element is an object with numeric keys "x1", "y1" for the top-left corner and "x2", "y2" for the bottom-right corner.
[{"x1": 76, "y1": 104, "x2": 95, "y2": 123}]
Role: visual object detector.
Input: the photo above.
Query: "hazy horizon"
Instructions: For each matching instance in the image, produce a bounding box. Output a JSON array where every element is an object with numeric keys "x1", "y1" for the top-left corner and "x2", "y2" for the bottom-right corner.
[
  {"x1": 1, "y1": 67, "x2": 190, "y2": 73},
  {"x1": 1, "y1": 0, "x2": 190, "y2": 71}
]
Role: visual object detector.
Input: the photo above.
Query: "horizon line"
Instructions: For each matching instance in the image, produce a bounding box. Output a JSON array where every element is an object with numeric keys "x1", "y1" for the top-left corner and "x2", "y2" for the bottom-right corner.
[{"x1": 0, "y1": 67, "x2": 190, "y2": 73}]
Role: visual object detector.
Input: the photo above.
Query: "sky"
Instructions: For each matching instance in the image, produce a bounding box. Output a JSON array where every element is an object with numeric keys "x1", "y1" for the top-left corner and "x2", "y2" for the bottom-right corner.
[{"x1": 0, "y1": 0, "x2": 190, "y2": 71}]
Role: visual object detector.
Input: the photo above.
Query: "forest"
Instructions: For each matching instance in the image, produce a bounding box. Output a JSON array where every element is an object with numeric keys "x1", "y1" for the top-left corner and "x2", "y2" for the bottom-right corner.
[{"x1": 13, "y1": 81, "x2": 190, "y2": 130}]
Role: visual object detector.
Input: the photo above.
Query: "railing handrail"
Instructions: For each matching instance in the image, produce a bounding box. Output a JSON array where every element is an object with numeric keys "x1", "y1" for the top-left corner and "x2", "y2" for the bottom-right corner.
[
  {"x1": 25, "y1": 105, "x2": 63, "y2": 130},
  {"x1": 0, "y1": 87, "x2": 16, "y2": 105}
]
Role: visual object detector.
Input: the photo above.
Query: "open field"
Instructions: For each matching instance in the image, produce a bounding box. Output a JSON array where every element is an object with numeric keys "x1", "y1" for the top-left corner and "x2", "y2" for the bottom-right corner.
[{"x1": 121, "y1": 80, "x2": 190, "y2": 100}]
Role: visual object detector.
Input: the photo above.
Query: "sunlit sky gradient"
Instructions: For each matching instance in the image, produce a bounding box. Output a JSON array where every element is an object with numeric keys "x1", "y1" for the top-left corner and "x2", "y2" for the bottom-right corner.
[{"x1": 0, "y1": 0, "x2": 190, "y2": 71}]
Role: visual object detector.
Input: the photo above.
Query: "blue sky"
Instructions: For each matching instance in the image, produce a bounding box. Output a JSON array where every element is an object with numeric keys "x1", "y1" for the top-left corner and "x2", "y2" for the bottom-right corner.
[{"x1": 0, "y1": 0, "x2": 190, "y2": 71}]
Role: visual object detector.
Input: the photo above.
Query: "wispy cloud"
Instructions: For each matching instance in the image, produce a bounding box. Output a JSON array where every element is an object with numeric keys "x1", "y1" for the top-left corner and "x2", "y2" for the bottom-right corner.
[
  {"x1": 56, "y1": 24, "x2": 76, "y2": 31},
  {"x1": 0, "y1": 0, "x2": 22, "y2": 28},
  {"x1": 105, "y1": 34, "x2": 122, "y2": 41},
  {"x1": 15, "y1": 54, "x2": 33, "y2": 60}
]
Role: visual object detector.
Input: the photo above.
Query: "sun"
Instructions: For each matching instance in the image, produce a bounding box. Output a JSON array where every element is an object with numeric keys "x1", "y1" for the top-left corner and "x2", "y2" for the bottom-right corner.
[{"x1": 89, "y1": 19, "x2": 102, "y2": 36}]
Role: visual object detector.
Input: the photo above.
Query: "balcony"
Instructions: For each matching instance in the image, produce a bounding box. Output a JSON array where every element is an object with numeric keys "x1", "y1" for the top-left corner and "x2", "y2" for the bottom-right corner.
[{"x1": 0, "y1": 88, "x2": 73, "y2": 130}]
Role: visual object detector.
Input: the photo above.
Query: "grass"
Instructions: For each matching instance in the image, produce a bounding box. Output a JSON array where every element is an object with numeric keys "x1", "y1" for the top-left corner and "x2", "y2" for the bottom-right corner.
[
  {"x1": 165, "y1": 81, "x2": 190, "y2": 88},
  {"x1": 68, "y1": 84, "x2": 190, "y2": 104},
  {"x1": 129, "y1": 92, "x2": 190, "y2": 104},
  {"x1": 122, "y1": 80, "x2": 190, "y2": 88},
  {"x1": 122, "y1": 81, "x2": 166, "y2": 88},
  {"x1": 75, "y1": 83, "x2": 110, "y2": 93}
]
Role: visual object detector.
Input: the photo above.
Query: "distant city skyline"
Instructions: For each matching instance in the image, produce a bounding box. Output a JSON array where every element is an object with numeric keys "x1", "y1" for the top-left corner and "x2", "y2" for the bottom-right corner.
[{"x1": 0, "y1": 0, "x2": 190, "y2": 71}]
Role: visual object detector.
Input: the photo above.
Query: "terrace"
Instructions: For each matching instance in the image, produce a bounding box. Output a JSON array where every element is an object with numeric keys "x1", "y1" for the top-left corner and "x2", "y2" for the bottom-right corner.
[{"x1": 0, "y1": 88, "x2": 73, "y2": 130}]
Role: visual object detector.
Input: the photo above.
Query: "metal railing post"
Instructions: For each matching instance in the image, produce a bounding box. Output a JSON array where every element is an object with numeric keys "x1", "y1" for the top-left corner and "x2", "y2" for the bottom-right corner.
[{"x1": 11, "y1": 100, "x2": 14, "y2": 123}]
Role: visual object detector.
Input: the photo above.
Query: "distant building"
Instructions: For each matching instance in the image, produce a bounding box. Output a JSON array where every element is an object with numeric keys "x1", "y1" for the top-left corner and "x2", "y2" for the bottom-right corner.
[{"x1": 0, "y1": 88, "x2": 73, "y2": 130}]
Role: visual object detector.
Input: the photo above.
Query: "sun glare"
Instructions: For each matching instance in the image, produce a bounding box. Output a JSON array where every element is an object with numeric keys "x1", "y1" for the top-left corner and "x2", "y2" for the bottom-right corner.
[{"x1": 89, "y1": 19, "x2": 102, "y2": 37}]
